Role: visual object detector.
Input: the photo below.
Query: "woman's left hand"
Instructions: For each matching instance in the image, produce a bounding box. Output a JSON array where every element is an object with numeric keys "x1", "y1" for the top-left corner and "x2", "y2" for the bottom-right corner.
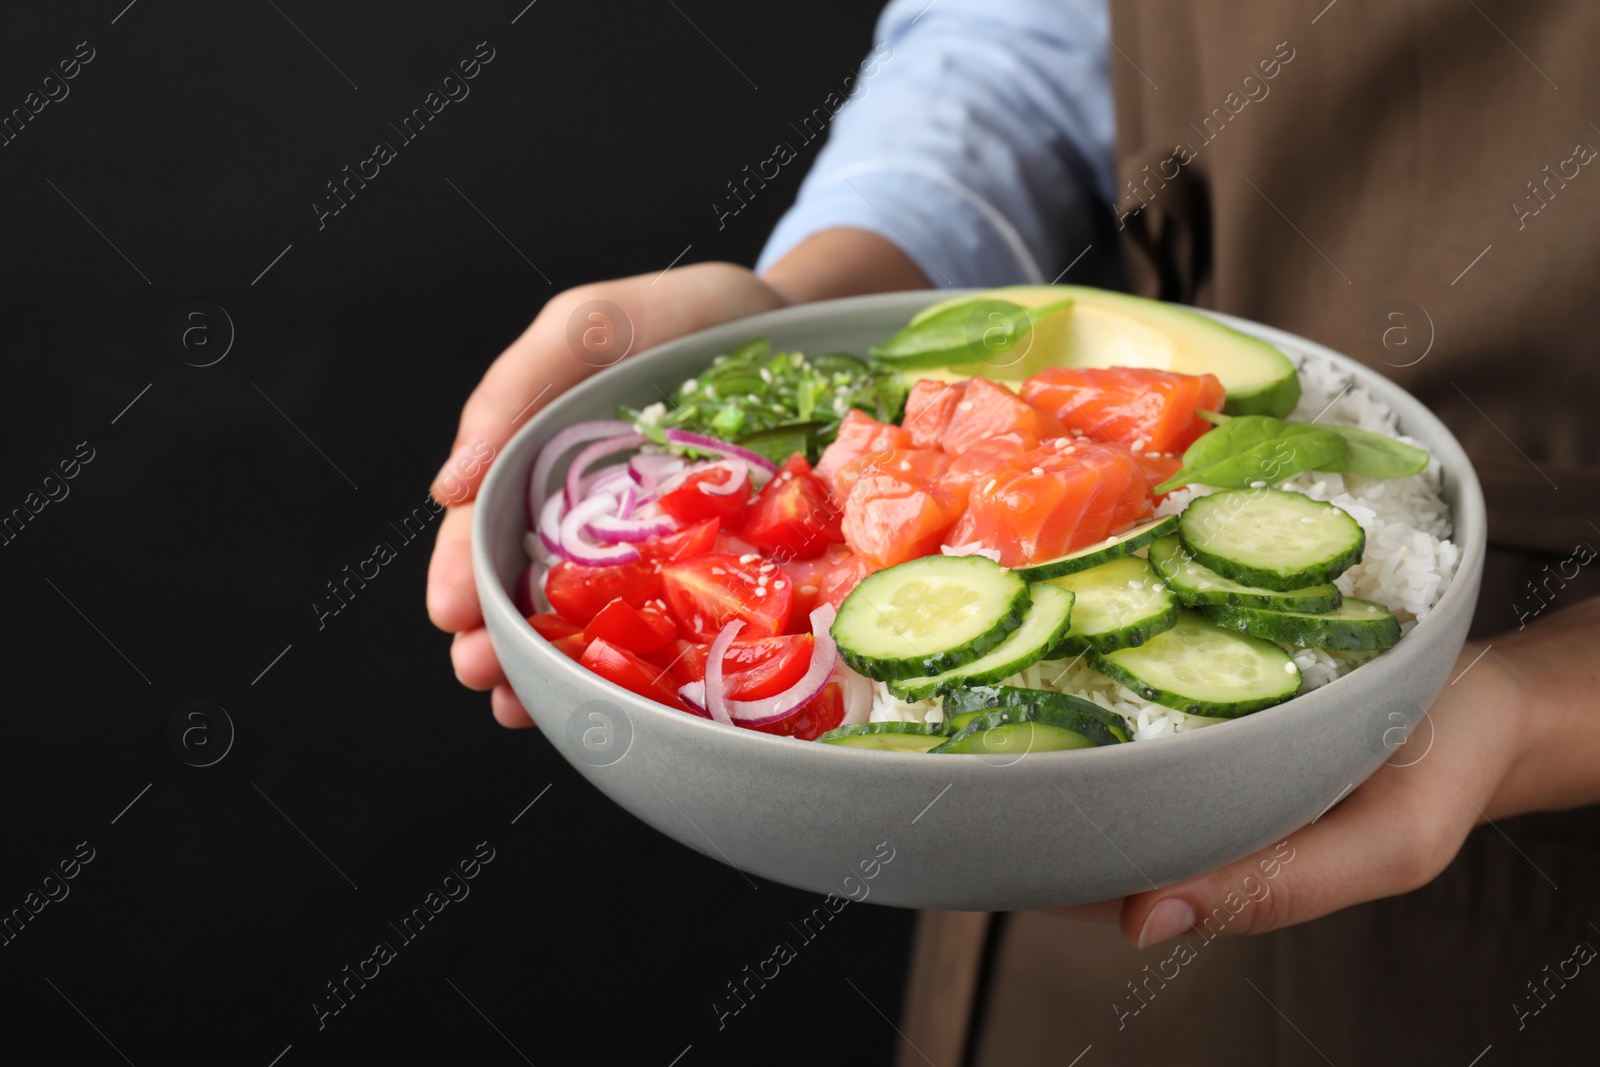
[{"x1": 1056, "y1": 638, "x2": 1531, "y2": 947}]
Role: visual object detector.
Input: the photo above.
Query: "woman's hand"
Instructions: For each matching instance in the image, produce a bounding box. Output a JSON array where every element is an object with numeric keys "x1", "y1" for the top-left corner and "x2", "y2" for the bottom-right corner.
[
  {"x1": 1105, "y1": 591, "x2": 1600, "y2": 945},
  {"x1": 1110, "y1": 639, "x2": 1527, "y2": 946},
  {"x1": 425, "y1": 229, "x2": 929, "y2": 726},
  {"x1": 425, "y1": 262, "x2": 791, "y2": 727}
]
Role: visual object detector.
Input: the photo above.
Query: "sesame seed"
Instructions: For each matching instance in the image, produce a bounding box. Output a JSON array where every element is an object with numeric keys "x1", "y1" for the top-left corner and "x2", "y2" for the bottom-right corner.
[
  {"x1": 754, "y1": 588, "x2": 766, "y2": 597},
  {"x1": 957, "y1": 401, "x2": 974, "y2": 412},
  {"x1": 774, "y1": 580, "x2": 787, "y2": 589},
  {"x1": 1031, "y1": 467, "x2": 1044, "y2": 476},
  {"x1": 984, "y1": 478, "x2": 997, "y2": 494},
  {"x1": 1283, "y1": 661, "x2": 1298, "y2": 674},
  {"x1": 739, "y1": 554, "x2": 759, "y2": 564},
  {"x1": 710, "y1": 567, "x2": 726, "y2": 575}
]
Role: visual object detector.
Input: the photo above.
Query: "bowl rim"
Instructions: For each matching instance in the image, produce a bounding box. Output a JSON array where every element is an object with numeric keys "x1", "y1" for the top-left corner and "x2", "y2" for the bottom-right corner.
[{"x1": 472, "y1": 290, "x2": 1486, "y2": 768}]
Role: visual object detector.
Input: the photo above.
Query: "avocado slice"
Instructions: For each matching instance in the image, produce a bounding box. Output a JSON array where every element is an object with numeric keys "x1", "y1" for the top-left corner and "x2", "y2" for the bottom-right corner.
[{"x1": 904, "y1": 285, "x2": 1300, "y2": 418}]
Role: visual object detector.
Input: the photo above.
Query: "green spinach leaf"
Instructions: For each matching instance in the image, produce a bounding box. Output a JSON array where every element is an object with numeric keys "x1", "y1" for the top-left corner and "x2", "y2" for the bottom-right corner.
[
  {"x1": 868, "y1": 297, "x2": 1074, "y2": 370},
  {"x1": 1316, "y1": 425, "x2": 1429, "y2": 478},
  {"x1": 1154, "y1": 416, "x2": 1348, "y2": 492},
  {"x1": 1172, "y1": 410, "x2": 1430, "y2": 486}
]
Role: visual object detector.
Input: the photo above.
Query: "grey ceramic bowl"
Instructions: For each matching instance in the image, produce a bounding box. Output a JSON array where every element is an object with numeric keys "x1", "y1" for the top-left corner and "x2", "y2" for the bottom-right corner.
[{"x1": 472, "y1": 292, "x2": 1485, "y2": 910}]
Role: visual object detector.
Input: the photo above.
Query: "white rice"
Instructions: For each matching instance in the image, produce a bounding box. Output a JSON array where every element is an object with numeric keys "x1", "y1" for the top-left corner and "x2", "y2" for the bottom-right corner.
[{"x1": 867, "y1": 352, "x2": 1460, "y2": 740}]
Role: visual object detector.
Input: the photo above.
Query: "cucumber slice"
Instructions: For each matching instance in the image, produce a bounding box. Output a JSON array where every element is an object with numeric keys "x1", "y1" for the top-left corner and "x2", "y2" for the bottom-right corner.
[
  {"x1": 946, "y1": 708, "x2": 985, "y2": 732},
  {"x1": 818, "y1": 721, "x2": 951, "y2": 752},
  {"x1": 933, "y1": 713, "x2": 1095, "y2": 755},
  {"x1": 1044, "y1": 555, "x2": 1178, "y2": 654},
  {"x1": 889, "y1": 584, "x2": 1075, "y2": 701},
  {"x1": 1205, "y1": 598, "x2": 1402, "y2": 652},
  {"x1": 939, "y1": 685, "x2": 1130, "y2": 741},
  {"x1": 832, "y1": 555, "x2": 1029, "y2": 681},
  {"x1": 1089, "y1": 611, "x2": 1301, "y2": 718},
  {"x1": 1015, "y1": 515, "x2": 1179, "y2": 581},
  {"x1": 941, "y1": 685, "x2": 1003, "y2": 731},
  {"x1": 1179, "y1": 489, "x2": 1364, "y2": 592},
  {"x1": 930, "y1": 700, "x2": 1125, "y2": 755},
  {"x1": 1148, "y1": 534, "x2": 1343, "y2": 612}
]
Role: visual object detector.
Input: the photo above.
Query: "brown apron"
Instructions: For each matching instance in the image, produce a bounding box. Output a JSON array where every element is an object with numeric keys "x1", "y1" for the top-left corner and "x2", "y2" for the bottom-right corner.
[{"x1": 899, "y1": 2, "x2": 1600, "y2": 1062}]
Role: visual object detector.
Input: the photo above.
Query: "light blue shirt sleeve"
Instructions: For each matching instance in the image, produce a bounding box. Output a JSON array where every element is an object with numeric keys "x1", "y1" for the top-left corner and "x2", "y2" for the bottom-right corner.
[{"x1": 754, "y1": 0, "x2": 1116, "y2": 288}]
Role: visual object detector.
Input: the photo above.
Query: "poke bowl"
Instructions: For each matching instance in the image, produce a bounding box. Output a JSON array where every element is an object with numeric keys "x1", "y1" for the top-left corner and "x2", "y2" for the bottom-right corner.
[{"x1": 472, "y1": 287, "x2": 1485, "y2": 910}]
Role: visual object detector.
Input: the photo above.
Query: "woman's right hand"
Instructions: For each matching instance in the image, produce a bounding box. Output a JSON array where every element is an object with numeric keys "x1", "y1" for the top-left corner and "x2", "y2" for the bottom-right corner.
[
  {"x1": 425, "y1": 262, "x2": 792, "y2": 726},
  {"x1": 426, "y1": 229, "x2": 931, "y2": 727}
]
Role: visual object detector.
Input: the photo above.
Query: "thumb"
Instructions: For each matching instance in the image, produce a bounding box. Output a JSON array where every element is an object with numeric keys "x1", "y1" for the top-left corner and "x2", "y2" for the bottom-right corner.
[
  {"x1": 429, "y1": 262, "x2": 788, "y2": 507},
  {"x1": 1118, "y1": 763, "x2": 1470, "y2": 947},
  {"x1": 429, "y1": 285, "x2": 617, "y2": 506}
]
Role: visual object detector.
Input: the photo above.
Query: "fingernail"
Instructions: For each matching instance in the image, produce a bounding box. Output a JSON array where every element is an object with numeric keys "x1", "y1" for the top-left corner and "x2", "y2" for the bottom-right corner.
[{"x1": 1137, "y1": 898, "x2": 1196, "y2": 949}]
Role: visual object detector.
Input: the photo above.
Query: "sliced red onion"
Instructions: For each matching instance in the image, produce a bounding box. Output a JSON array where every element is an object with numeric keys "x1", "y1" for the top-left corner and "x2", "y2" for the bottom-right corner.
[
  {"x1": 652, "y1": 456, "x2": 756, "y2": 500},
  {"x1": 585, "y1": 510, "x2": 676, "y2": 543},
  {"x1": 629, "y1": 453, "x2": 687, "y2": 490},
  {"x1": 527, "y1": 419, "x2": 634, "y2": 528},
  {"x1": 700, "y1": 619, "x2": 742, "y2": 726},
  {"x1": 836, "y1": 663, "x2": 874, "y2": 726},
  {"x1": 615, "y1": 485, "x2": 639, "y2": 518},
  {"x1": 558, "y1": 494, "x2": 641, "y2": 565},
  {"x1": 566, "y1": 434, "x2": 648, "y2": 509},
  {"x1": 582, "y1": 464, "x2": 634, "y2": 498},
  {"x1": 662, "y1": 429, "x2": 778, "y2": 481},
  {"x1": 523, "y1": 530, "x2": 549, "y2": 565},
  {"x1": 686, "y1": 605, "x2": 840, "y2": 729},
  {"x1": 538, "y1": 491, "x2": 566, "y2": 556},
  {"x1": 696, "y1": 459, "x2": 749, "y2": 497}
]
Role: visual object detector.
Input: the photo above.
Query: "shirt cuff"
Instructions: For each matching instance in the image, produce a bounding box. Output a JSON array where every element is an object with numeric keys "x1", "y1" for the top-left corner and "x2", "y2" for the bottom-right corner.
[{"x1": 755, "y1": 162, "x2": 1049, "y2": 289}]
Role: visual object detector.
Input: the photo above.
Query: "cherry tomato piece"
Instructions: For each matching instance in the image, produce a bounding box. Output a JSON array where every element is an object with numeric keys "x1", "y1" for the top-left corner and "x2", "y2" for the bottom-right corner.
[
  {"x1": 527, "y1": 612, "x2": 583, "y2": 642},
  {"x1": 745, "y1": 681, "x2": 846, "y2": 741},
  {"x1": 544, "y1": 558, "x2": 663, "y2": 626},
  {"x1": 740, "y1": 453, "x2": 844, "y2": 561},
  {"x1": 583, "y1": 597, "x2": 678, "y2": 655},
  {"x1": 638, "y1": 518, "x2": 720, "y2": 564},
  {"x1": 579, "y1": 639, "x2": 690, "y2": 711},
  {"x1": 671, "y1": 634, "x2": 816, "y2": 700},
  {"x1": 549, "y1": 633, "x2": 590, "y2": 662},
  {"x1": 656, "y1": 467, "x2": 752, "y2": 527},
  {"x1": 659, "y1": 552, "x2": 792, "y2": 642}
]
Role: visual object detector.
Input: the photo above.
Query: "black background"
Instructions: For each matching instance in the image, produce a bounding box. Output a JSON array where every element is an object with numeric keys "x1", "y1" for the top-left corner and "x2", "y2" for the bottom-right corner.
[{"x1": 0, "y1": 2, "x2": 915, "y2": 1064}]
